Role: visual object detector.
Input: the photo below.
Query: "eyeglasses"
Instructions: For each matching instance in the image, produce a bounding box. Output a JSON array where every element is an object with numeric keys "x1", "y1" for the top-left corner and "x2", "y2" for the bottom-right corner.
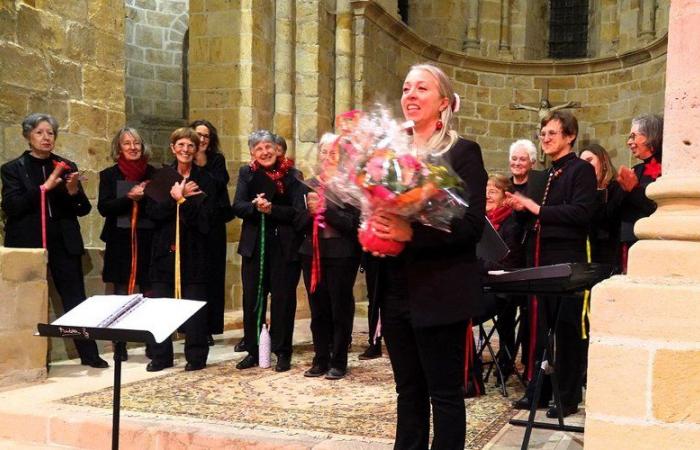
[
  {"x1": 539, "y1": 130, "x2": 563, "y2": 139},
  {"x1": 197, "y1": 133, "x2": 210, "y2": 140},
  {"x1": 627, "y1": 132, "x2": 646, "y2": 141}
]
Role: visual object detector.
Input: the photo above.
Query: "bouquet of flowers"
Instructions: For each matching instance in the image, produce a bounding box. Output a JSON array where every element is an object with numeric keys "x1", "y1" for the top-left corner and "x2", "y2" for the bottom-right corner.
[{"x1": 324, "y1": 107, "x2": 467, "y2": 256}]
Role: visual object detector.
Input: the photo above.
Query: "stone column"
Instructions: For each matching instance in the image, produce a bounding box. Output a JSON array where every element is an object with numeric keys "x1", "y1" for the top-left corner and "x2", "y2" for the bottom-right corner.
[
  {"x1": 335, "y1": 0, "x2": 354, "y2": 116},
  {"x1": 585, "y1": 2, "x2": 700, "y2": 448},
  {"x1": 274, "y1": 0, "x2": 296, "y2": 157}
]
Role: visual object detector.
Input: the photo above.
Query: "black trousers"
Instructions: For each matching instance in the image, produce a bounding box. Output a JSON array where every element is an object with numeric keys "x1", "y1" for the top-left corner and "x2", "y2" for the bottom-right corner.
[
  {"x1": 363, "y1": 253, "x2": 382, "y2": 346},
  {"x1": 147, "y1": 282, "x2": 209, "y2": 366},
  {"x1": 525, "y1": 239, "x2": 588, "y2": 408},
  {"x1": 47, "y1": 228, "x2": 100, "y2": 363},
  {"x1": 241, "y1": 233, "x2": 300, "y2": 359},
  {"x1": 381, "y1": 281, "x2": 468, "y2": 450},
  {"x1": 494, "y1": 294, "x2": 528, "y2": 373},
  {"x1": 205, "y1": 219, "x2": 227, "y2": 334},
  {"x1": 302, "y1": 256, "x2": 359, "y2": 370}
]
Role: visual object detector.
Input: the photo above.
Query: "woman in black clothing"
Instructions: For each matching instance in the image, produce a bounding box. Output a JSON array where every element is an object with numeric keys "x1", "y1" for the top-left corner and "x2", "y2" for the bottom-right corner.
[
  {"x1": 98, "y1": 127, "x2": 156, "y2": 361},
  {"x1": 144, "y1": 127, "x2": 214, "y2": 372},
  {"x1": 299, "y1": 133, "x2": 361, "y2": 380},
  {"x1": 190, "y1": 119, "x2": 234, "y2": 345},
  {"x1": 509, "y1": 139, "x2": 537, "y2": 194},
  {"x1": 367, "y1": 64, "x2": 487, "y2": 450},
  {"x1": 579, "y1": 144, "x2": 623, "y2": 272},
  {"x1": 233, "y1": 130, "x2": 304, "y2": 372},
  {"x1": 1, "y1": 113, "x2": 108, "y2": 369}
]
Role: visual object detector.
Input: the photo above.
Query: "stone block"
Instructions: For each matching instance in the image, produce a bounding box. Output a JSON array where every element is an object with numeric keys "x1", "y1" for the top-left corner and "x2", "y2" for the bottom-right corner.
[
  {"x1": 0, "y1": 247, "x2": 46, "y2": 282},
  {"x1": 586, "y1": 342, "x2": 649, "y2": 418},
  {"x1": 94, "y1": 30, "x2": 125, "y2": 71},
  {"x1": 0, "y1": 411, "x2": 49, "y2": 442},
  {"x1": 488, "y1": 121, "x2": 512, "y2": 138},
  {"x1": 17, "y1": 4, "x2": 65, "y2": 53},
  {"x1": 653, "y1": 349, "x2": 700, "y2": 423},
  {"x1": 0, "y1": 43, "x2": 50, "y2": 92},
  {"x1": 14, "y1": 280, "x2": 48, "y2": 329},
  {"x1": 0, "y1": 329, "x2": 47, "y2": 373},
  {"x1": 206, "y1": 10, "x2": 241, "y2": 37},
  {"x1": 144, "y1": 48, "x2": 174, "y2": 65},
  {"x1": 68, "y1": 101, "x2": 108, "y2": 138},
  {"x1": 0, "y1": 84, "x2": 29, "y2": 123},
  {"x1": 134, "y1": 23, "x2": 164, "y2": 49},
  {"x1": 155, "y1": 65, "x2": 181, "y2": 84},
  {"x1": 88, "y1": 0, "x2": 124, "y2": 35},
  {"x1": 84, "y1": 66, "x2": 124, "y2": 110},
  {"x1": 585, "y1": 418, "x2": 700, "y2": 450},
  {"x1": 145, "y1": 10, "x2": 175, "y2": 28},
  {"x1": 591, "y1": 277, "x2": 700, "y2": 342},
  {"x1": 65, "y1": 22, "x2": 95, "y2": 61},
  {"x1": 49, "y1": 415, "x2": 113, "y2": 449}
]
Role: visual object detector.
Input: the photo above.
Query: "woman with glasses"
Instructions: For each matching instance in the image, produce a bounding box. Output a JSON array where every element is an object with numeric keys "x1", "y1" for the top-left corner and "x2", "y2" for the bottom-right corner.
[
  {"x1": 144, "y1": 127, "x2": 215, "y2": 372},
  {"x1": 189, "y1": 119, "x2": 234, "y2": 345}
]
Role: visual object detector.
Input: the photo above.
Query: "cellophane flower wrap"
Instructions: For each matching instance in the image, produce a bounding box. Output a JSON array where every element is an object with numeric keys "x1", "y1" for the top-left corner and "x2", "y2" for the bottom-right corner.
[{"x1": 323, "y1": 107, "x2": 468, "y2": 256}]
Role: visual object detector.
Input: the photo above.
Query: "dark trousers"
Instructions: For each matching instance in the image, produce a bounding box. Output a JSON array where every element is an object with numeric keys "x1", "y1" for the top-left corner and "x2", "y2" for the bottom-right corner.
[
  {"x1": 526, "y1": 239, "x2": 587, "y2": 408},
  {"x1": 381, "y1": 284, "x2": 468, "y2": 450},
  {"x1": 241, "y1": 233, "x2": 300, "y2": 359},
  {"x1": 302, "y1": 256, "x2": 359, "y2": 370},
  {"x1": 495, "y1": 294, "x2": 528, "y2": 373},
  {"x1": 47, "y1": 231, "x2": 100, "y2": 363},
  {"x1": 205, "y1": 220, "x2": 227, "y2": 334},
  {"x1": 363, "y1": 253, "x2": 382, "y2": 346},
  {"x1": 147, "y1": 282, "x2": 209, "y2": 366}
]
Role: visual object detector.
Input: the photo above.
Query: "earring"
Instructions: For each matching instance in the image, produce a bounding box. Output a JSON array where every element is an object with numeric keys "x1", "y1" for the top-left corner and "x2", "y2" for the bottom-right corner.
[{"x1": 435, "y1": 120, "x2": 443, "y2": 130}]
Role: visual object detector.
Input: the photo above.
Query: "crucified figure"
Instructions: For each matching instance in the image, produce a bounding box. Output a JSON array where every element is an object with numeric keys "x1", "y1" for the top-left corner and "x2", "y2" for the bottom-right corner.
[{"x1": 510, "y1": 99, "x2": 580, "y2": 122}]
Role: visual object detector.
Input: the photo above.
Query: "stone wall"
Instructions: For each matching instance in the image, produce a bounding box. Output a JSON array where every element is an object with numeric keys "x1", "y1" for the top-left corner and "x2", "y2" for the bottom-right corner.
[
  {"x1": 124, "y1": 0, "x2": 189, "y2": 163},
  {"x1": 0, "y1": 248, "x2": 48, "y2": 387},
  {"x1": 352, "y1": 1, "x2": 667, "y2": 173}
]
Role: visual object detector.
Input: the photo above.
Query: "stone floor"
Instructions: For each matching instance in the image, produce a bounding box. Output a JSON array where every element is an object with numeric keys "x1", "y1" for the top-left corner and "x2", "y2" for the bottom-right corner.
[{"x1": 0, "y1": 315, "x2": 584, "y2": 449}]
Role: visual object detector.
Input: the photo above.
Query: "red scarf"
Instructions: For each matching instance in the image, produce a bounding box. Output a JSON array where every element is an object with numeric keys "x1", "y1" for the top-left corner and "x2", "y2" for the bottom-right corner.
[
  {"x1": 117, "y1": 155, "x2": 148, "y2": 182},
  {"x1": 486, "y1": 205, "x2": 512, "y2": 231},
  {"x1": 250, "y1": 157, "x2": 295, "y2": 194}
]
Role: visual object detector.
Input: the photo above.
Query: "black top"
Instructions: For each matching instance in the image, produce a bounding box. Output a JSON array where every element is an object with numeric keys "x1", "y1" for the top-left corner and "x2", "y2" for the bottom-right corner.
[
  {"x1": 97, "y1": 163, "x2": 156, "y2": 284},
  {"x1": 589, "y1": 180, "x2": 624, "y2": 270},
  {"x1": 199, "y1": 152, "x2": 234, "y2": 223},
  {"x1": 232, "y1": 164, "x2": 305, "y2": 262},
  {"x1": 1, "y1": 151, "x2": 90, "y2": 255},
  {"x1": 296, "y1": 179, "x2": 361, "y2": 259},
  {"x1": 619, "y1": 155, "x2": 659, "y2": 243},
  {"x1": 145, "y1": 164, "x2": 215, "y2": 284},
  {"x1": 398, "y1": 137, "x2": 488, "y2": 327}
]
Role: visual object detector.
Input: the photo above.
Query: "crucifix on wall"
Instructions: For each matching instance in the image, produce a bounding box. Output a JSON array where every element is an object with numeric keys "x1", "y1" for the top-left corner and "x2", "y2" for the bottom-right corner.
[{"x1": 510, "y1": 80, "x2": 581, "y2": 163}]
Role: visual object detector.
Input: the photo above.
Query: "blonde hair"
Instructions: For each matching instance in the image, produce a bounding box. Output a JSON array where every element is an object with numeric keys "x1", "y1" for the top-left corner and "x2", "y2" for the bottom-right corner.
[
  {"x1": 488, "y1": 173, "x2": 513, "y2": 194},
  {"x1": 110, "y1": 127, "x2": 151, "y2": 161},
  {"x1": 407, "y1": 63, "x2": 459, "y2": 153}
]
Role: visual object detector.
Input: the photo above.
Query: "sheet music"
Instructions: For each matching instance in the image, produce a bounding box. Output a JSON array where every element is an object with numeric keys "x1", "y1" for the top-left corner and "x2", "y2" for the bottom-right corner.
[
  {"x1": 52, "y1": 295, "x2": 142, "y2": 328},
  {"x1": 50, "y1": 295, "x2": 205, "y2": 343},
  {"x1": 111, "y1": 298, "x2": 204, "y2": 343}
]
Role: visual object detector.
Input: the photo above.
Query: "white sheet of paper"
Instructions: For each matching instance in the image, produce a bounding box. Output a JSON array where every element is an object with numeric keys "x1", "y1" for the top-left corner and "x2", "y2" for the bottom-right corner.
[
  {"x1": 50, "y1": 295, "x2": 205, "y2": 344},
  {"x1": 52, "y1": 295, "x2": 142, "y2": 328},
  {"x1": 111, "y1": 297, "x2": 205, "y2": 343}
]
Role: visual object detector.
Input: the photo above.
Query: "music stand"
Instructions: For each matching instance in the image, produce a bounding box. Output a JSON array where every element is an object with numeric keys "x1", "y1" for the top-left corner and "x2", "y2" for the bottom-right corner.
[{"x1": 36, "y1": 294, "x2": 205, "y2": 450}]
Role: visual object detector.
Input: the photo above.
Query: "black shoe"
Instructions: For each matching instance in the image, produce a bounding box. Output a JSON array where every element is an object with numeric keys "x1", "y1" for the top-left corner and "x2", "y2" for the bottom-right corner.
[
  {"x1": 546, "y1": 405, "x2": 579, "y2": 418},
  {"x1": 325, "y1": 367, "x2": 346, "y2": 380},
  {"x1": 146, "y1": 360, "x2": 174, "y2": 372},
  {"x1": 513, "y1": 395, "x2": 549, "y2": 410},
  {"x1": 358, "y1": 344, "x2": 382, "y2": 360},
  {"x1": 185, "y1": 362, "x2": 206, "y2": 372},
  {"x1": 236, "y1": 354, "x2": 258, "y2": 370},
  {"x1": 304, "y1": 364, "x2": 328, "y2": 377},
  {"x1": 234, "y1": 338, "x2": 247, "y2": 353},
  {"x1": 275, "y1": 353, "x2": 291, "y2": 372},
  {"x1": 82, "y1": 357, "x2": 109, "y2": 369},
  {"x1": 207, "y1": 335, "x2": 215, "y2": 346}
]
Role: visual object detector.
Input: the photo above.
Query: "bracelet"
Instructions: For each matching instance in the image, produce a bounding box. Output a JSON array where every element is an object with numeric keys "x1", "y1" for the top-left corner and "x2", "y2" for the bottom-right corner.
[{"x1": 176, "y1": 197, "x2": 186, "y2": 205}]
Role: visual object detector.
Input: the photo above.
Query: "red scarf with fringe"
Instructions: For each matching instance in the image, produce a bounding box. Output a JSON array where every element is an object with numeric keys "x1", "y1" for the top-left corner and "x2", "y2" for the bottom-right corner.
[{"x1": 250, "y1": 157, "x2": 295, "y2": 194}]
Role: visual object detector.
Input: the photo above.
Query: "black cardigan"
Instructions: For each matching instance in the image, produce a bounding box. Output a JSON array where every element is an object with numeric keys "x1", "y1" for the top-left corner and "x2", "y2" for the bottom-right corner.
[
  {"x1": 400, "y1": 137, "x2": 488, "y2": 327},
  {"x1": 145, "y1": 164, "x2": 215, "y2": 284},
  {"x1": 1, "y1": 151, "x2": 90, "y2": 255}
]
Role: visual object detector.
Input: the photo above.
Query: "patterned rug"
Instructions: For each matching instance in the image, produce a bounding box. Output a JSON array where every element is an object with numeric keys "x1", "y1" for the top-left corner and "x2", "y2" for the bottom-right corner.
[{"x1": 62, "y1": 335, "x2": 523, "y2": 449}]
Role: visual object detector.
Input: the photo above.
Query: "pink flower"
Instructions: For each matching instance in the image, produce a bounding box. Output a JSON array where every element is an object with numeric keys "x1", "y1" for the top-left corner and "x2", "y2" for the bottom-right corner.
[{"x1": 365, "y1": 156, "x2": 388, "y2": 182}]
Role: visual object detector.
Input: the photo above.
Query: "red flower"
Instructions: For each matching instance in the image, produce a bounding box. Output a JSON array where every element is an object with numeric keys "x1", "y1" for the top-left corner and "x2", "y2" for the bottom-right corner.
[{"x1": 643, "y1": 157, "x2": 662, "y2": 180}]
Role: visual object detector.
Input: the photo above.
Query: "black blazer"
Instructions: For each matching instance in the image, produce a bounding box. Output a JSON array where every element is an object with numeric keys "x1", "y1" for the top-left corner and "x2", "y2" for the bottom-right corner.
[
  {"x1": 402, "y1": 137, "x2": 488, "y2": 327},
  {"x1": 1, "y1": 151, "x2": 90, "y2": 255},
  {"x1": 97, "y1": 164, "x2": 156, "y2": 243},
  {"x1": 296, "y1": 179, "x2": 361, "y2": 259},
  {"x1": 200, "y1": 152, "x2": 234, "y2": 223},
  {"x1": 145, "y1": 164, "x2": 215, "y2": 284},
  {"x1": 232, "y1": 165, "x2": 304, "y2": 262},
  {"x1": 619, "y1": 157, "x2": 658, "y2": 243}
]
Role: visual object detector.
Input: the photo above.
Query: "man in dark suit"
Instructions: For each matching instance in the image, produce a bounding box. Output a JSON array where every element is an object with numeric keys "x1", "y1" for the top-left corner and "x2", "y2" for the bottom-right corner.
[
  {"x1": 506, "y1": 110, "x2": 597, "y2": 418},
  {"x1": 1, "y1": 113, "x2": 108, "y2": 368}
]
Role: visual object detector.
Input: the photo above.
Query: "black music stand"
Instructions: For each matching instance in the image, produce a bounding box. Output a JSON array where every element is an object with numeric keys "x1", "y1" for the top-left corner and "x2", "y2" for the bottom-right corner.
[
  {"x1": 36, "y1": 294, "x2": 205, "y2": 450},
  {"x1": 483, "y1": 263, "x2": 613, "y2": 450}
]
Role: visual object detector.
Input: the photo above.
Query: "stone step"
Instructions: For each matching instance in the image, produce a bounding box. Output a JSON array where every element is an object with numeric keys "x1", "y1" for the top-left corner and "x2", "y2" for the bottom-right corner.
[{"x1": 0, "y1": 440, "x2": 79, "y2": 449}]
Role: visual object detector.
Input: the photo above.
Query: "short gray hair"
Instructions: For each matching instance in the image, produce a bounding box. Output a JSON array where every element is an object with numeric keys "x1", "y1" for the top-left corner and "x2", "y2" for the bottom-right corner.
[
  {"x1": 109, "y1": 127, "x2": 151, "y2": 161},
  {"x1": 509, "y1": 139, "x2": 537, "y2": 163},
  {"x1": 273, "y1": 134, "x2": 287, "y2": 154},
  {"x1": 632, "y1": 114, "x2": 663, "y2": 155},
  {"x1": 22, "y1": 113, "x2": 59, "y2": 139},
  {"x1": 248, "y1": 129, "x2": 276, "y2": 150}
]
